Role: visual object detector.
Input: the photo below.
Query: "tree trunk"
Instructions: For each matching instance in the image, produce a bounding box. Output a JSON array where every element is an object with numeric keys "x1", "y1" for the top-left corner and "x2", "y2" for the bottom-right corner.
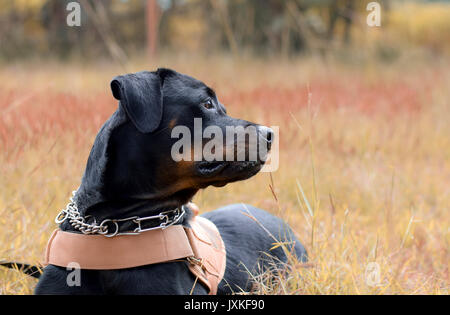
[{"x1": 146, "y1": 0, "x2": 160, "y2": 58}]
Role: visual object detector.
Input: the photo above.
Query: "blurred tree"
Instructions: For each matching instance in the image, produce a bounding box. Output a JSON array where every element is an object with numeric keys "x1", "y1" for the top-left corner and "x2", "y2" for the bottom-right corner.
[
  {"x1": 146, "y1": 0, "x2": 160, "y2": 57},
  {"x1": 0, "y1": 0, "x2": 447, "y2": 61}
]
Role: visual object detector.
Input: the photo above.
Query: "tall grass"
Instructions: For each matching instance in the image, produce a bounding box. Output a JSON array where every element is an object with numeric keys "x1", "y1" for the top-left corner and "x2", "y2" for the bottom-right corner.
[{"x1": 0, "y1": 56, "x2": 448, "y2": 294}]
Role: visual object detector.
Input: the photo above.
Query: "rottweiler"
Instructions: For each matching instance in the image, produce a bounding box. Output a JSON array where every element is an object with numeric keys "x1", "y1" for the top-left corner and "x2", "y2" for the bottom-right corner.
[{"x1": 2, "y1": 68, "x2": 307, "y2": 294}]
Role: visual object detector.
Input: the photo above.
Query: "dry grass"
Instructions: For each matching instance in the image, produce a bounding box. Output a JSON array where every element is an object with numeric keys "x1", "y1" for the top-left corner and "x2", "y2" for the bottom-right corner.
[{"x1": 0, "y1": 56, "x2": 448, "y2": 294}]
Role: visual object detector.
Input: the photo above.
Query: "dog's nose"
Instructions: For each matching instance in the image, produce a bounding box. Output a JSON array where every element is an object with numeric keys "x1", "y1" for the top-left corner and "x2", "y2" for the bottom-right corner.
[{"x1": 258, "y1": 126, "x2": 274, "y2": 151}]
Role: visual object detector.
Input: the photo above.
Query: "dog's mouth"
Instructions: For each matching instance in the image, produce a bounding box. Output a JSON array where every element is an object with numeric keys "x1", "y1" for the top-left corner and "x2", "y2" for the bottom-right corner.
[
  {"x1": 195, "y1": 160, "x2": 264, "y2": 187},
  {"x1": 196, "y1": 161, "x2": 228, "y2": 177}
]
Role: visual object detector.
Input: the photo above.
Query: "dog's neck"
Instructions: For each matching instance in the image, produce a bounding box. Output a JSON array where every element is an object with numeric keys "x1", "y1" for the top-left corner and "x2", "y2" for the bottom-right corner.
[
  {"x1": 59, "y1": 187, "x2": 198, "y2": 232},
  {"x1": 59, "y1": 107, "x2": 202, "y2": 232}
]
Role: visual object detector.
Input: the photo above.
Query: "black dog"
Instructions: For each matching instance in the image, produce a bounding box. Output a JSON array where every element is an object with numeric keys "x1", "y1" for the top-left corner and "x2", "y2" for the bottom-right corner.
[{"x1": 5, "y1": 69, "x2": 307, "y2": 294}]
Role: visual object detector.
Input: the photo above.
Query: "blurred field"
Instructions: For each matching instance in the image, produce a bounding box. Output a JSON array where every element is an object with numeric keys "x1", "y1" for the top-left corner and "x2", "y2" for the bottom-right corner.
[{"x1": 0, "y1": 55, "x2": 449, "y2": 294}]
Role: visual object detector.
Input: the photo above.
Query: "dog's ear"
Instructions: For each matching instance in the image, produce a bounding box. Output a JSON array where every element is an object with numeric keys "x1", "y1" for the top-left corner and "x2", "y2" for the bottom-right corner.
[
  {"x1": 156, "y1": 68, "x2": 177, "y2": 84},
  {"x1": 110, "y1": 71, "x2": 162, "y2": 133}
]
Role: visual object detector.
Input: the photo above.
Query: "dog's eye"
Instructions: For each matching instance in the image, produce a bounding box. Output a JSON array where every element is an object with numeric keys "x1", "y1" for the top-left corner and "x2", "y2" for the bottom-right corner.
[{"x1": 203, "y1": 99, "x2": 213, "y2": 110}]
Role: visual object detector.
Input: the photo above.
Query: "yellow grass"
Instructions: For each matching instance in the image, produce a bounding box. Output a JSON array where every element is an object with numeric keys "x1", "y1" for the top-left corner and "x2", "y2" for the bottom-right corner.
[{"x1": 0, "y1": 56, "x2": 449, "y2": 294}]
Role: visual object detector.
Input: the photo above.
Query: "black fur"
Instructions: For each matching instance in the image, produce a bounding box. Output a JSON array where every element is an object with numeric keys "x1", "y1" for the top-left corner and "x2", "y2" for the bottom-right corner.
[
  {"x1": 3, "y1": 69, "x2": 307, "y2": 295},
  {"x1": 0, "y1": 262, "x2": 41, "y2": 279}
]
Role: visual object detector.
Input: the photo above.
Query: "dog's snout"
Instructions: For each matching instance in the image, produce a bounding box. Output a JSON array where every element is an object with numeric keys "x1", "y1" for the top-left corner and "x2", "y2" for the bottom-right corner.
[
  {"x1": 258, "y1": 126, "x2": 274, "y2": 151},
  {"x1": 258, "y1": 126, "x2": 274, "y2": 143}
]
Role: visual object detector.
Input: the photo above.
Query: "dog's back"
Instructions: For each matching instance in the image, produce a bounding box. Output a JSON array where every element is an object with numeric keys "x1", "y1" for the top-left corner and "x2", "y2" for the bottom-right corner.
[{"x1": 203, "y1": 204, "x2": 307, "y2": 294}]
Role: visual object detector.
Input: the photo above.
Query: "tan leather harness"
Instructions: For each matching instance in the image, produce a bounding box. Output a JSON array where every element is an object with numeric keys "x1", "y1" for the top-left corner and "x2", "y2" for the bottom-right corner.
[{"x1": 44, "y1": 211, "x2": 226, "y2": 294}]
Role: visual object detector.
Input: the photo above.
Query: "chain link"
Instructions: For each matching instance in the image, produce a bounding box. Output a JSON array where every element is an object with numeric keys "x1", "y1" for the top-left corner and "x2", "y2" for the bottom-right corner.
[
  {"x1": 55, "y1": 191, "x2": 108, "y2": 235},
  {"x1": 55, "y1": 190, "x2": 186, "y2": 237}
]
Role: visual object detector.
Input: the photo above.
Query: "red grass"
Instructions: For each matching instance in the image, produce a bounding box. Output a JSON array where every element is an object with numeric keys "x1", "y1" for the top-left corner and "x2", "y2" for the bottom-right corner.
[
  {"x1": 222, "y1": 77, "x2": 426, "y2": 117},
  {"x1": 0, "y1": 89, "x2": 115, "y2": 158},
  {"x1": 0, "y1": 75, "x2": 432, "y2": 159}
]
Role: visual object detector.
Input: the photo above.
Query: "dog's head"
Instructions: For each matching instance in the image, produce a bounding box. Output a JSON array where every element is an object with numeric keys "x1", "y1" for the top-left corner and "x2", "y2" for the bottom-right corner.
[{"x1": 76, "y1": 69, "x2": 273, "y2": 213}]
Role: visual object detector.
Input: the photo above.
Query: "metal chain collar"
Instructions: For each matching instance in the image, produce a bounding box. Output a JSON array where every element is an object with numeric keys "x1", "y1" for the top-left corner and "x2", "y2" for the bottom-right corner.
[{"x1": 55, "y1": 191, "x2": 186, "y2": 238}]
